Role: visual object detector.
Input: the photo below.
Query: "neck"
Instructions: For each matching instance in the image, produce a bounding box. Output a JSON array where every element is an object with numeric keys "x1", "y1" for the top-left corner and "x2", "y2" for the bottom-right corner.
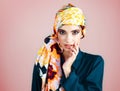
[{"x1": 63, "y1": 50, "x2": 72, "y2": 61}]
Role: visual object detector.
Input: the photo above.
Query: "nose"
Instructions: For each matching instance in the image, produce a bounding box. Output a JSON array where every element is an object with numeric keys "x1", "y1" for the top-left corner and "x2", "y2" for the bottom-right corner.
[{"x1": 65, "y1": 34, "x2": 73, "y2": 43}]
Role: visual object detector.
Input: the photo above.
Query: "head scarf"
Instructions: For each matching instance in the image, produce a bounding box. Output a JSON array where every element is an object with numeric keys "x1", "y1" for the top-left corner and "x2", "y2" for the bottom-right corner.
[
  {"x1": 53, "y1": 3, "x2": 86, "y2": 34},
  {"x1": 35, "y1": 3, "x2": 86, "y2": 91}
]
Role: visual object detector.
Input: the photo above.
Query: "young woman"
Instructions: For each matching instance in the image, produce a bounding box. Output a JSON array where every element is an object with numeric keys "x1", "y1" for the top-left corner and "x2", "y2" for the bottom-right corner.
[{"x1": 31, "y1": 3, "x2": 104, "y2": 91}]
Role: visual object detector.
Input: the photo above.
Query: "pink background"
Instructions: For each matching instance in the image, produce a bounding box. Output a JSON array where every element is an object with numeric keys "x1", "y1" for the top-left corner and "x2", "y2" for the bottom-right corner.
[{"x1": 0, "y1": 0, "x2": 120, "y2": 91}]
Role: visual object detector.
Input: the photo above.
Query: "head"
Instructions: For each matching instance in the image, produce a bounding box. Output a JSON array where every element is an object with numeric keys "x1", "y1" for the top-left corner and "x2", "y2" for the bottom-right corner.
[{"x1": 53, "y1": 3, "x2": 86, "y2": 51}]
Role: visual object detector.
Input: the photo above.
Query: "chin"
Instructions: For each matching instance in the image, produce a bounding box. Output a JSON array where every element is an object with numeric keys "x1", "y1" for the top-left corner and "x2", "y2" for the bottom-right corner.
[{"x1": 63, "y1": 48, "x2": 70, "y2": 51}]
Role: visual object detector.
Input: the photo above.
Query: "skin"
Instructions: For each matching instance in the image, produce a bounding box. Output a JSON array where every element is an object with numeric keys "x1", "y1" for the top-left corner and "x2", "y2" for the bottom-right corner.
[{"x1": 57, "y1": 24, "x2": 83, "y2": 78}]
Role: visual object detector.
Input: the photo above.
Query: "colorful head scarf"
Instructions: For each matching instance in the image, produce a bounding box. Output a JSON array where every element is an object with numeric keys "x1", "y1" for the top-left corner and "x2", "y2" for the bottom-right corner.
[
  {"x1": 53, "y1": 3, "x2": 86, "y2": 34},
  {"x1": 35, "y1": 3, "x2": 86, "y2": 91}
]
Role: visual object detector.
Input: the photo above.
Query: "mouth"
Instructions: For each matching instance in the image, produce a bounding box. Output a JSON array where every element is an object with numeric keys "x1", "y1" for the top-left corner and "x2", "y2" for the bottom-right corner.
[{"x1": 64, "y1": 44, "x2": 73, "y2": 49}]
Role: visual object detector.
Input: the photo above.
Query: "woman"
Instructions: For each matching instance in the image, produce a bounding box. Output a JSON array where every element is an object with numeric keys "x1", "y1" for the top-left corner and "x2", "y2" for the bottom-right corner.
[{"x1": 31, "y1": 3, "x2": 104, "y2": 91}]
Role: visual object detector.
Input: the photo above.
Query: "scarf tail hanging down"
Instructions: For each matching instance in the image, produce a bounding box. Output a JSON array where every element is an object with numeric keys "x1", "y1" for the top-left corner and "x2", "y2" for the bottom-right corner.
[
  {"x1": 35, "y1": 35, "x2": 63, "y2": 91},
  {"x1": 36, "y1": 45, "x2": 50, "y2": 90}
]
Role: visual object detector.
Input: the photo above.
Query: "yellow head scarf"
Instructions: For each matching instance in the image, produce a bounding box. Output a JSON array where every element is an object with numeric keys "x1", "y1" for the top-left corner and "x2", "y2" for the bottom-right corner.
[{"x1": 53, "y1": 3, "x2": 86, "y2": 34}]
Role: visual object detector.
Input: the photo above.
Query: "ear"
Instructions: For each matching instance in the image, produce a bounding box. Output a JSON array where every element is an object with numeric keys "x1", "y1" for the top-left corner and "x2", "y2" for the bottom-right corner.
[
  {"x1": 83, "y1": 29, "x2": 86, "y2": 35},
  {"x1": 80, "y1": 29, "x2": 86, "y2": 39}
]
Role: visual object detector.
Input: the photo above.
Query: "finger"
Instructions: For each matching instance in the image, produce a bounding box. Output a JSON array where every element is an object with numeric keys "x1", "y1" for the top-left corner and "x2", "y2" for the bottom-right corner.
[
  {"x1": 75, "y1": 43, "x2": 79, "y2": 52},
  {"x1": 71, "y1": 43, "x2": 79, "y2": 54}
]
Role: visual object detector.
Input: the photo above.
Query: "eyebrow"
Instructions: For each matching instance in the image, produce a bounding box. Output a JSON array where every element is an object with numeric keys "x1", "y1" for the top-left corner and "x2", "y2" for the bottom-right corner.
[
  {"x1": 58, "y1": 29, "x2": 80, "y2": 32},
  {"x1": 71, "y1": 29, "x2": 80, "y2": 32},
  {"x1": 58, "y1": 29, "x2": 65, "y2": 32}
]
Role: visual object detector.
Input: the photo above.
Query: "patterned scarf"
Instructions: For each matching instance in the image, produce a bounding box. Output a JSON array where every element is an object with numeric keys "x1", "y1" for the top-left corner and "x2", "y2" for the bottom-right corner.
[{"x1": 35, "y1": 3, "x2": 86, "y2": 91}]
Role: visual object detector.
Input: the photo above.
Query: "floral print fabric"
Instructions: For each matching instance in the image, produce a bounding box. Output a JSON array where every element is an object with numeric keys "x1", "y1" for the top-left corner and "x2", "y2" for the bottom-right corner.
[{"x1": 53, "y1": 3, "x2": 86, "y2": 34}]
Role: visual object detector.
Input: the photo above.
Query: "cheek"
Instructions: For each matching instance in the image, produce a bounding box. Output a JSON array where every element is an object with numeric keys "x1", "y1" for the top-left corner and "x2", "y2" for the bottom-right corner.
[
  {"x1": 57, "y1": 35, "x2": 65, "y2": 43},
  {"x1": 72, "y1": 36, "x2": 80, "y2": 45},
  {"x1": 74, "y1": 37, "x2": 80, "y2": 44},
  {"x1": 74, "y1": 34, "x2": 81, "y2": 41}
]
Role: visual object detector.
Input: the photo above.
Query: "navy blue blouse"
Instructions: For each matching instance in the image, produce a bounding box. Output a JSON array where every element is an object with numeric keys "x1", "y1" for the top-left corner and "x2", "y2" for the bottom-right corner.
[{"x1": 31, "y1": 50, "x2": 104, "y2": 91}]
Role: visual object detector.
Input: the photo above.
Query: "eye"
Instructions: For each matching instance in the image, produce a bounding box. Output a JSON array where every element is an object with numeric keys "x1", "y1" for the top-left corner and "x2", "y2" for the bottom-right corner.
[
  {"x1": 72, "y1": 30, "x2": 80, "y2": 35},
  {"x1": 58, "y1": 29, "x2": 66, "y2": 35}
]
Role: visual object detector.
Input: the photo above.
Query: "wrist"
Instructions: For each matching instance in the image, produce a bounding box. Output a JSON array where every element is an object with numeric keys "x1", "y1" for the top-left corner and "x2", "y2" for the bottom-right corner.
[{"x1": 62, "y1": 66, "x2": 71, "y2": 78}]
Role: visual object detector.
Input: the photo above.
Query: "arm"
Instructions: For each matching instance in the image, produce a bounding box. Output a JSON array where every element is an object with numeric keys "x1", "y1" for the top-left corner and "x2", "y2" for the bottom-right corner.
[
  {"x1": 61, "y1": 56, "x2": 104, "y2": 91},
  {"x1": 31, "y1": 63, "x2": 42, "y2": 91}
]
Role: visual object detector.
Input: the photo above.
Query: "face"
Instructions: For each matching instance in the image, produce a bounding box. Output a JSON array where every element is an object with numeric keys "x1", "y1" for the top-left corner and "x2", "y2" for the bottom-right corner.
[{"x1": 57, "y1": 24, "x2": 82, "y2": 51}]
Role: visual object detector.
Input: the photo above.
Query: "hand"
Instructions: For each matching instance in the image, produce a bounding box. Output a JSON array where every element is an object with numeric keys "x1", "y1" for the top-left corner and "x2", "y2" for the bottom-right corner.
[{"x1": 62, "y1": 43, "x2": 79, "y2": 78}]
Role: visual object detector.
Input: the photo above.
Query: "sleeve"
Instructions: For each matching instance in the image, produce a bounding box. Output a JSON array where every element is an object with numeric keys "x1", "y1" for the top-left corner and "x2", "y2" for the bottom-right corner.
[
  {"x1": 61, "y1": 56, "x2": 104, "y2": 91},
  {"x1": 31, "y1": 63, "x2": 42, "y2": 91}
]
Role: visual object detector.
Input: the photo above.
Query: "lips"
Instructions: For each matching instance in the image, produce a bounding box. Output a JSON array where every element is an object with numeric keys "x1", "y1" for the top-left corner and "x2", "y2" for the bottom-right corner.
[{"x1": 64, "y1": 44, "x2": 73, "y2": 49}]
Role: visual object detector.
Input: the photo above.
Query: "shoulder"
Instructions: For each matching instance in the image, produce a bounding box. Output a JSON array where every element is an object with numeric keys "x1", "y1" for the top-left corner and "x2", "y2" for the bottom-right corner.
[{"x1": 81, "y1": 51, "x2": 104, "y2": 64}]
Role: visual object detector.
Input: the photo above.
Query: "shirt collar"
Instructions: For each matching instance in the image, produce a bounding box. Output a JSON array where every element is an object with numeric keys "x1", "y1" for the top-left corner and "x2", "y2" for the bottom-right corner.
[{"x1": 72, "y1": 50, "x2": 83, "y2": 70}]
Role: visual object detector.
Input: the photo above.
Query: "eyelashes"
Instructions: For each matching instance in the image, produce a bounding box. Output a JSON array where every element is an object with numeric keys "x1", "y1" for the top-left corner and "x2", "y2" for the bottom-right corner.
[
  {"x1": 58, "y1": 29, "x2": 80, "y2": 35},
  {"x1": 58, "y1": 29, "x2": 66, "y2": 35},
  {"x1": 72, "y1": 30, "x2": 80, "y2": 35}
]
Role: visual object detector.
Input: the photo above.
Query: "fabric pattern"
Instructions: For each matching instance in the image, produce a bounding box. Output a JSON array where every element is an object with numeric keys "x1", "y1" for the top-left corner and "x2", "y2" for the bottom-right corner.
[
  {"x1": 53, "y1": 3, "x2": 86, "y2": 34},
  {"x1": 35, "y1": 35, "x2": 64, "y2": 91}
]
